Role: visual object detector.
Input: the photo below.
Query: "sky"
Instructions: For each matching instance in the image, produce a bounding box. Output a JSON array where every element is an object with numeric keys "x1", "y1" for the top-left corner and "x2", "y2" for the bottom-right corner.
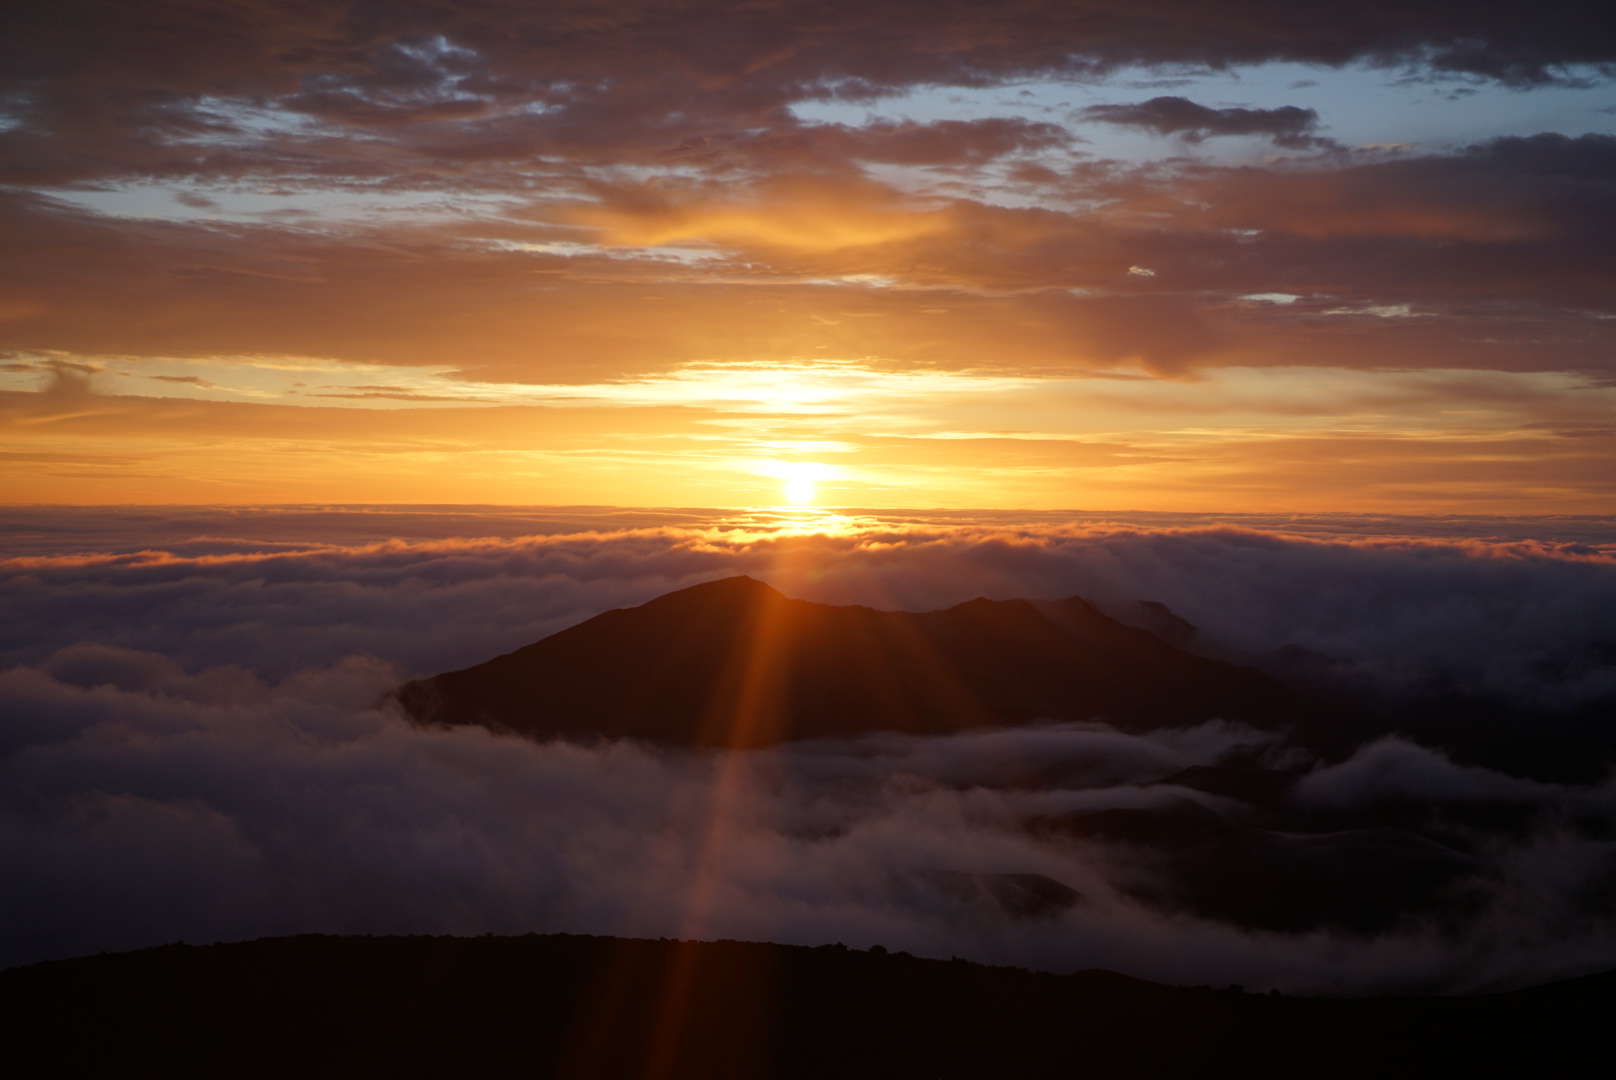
[{"x1": 2, "y1": 2, "x2": 1615, "y2": 509}]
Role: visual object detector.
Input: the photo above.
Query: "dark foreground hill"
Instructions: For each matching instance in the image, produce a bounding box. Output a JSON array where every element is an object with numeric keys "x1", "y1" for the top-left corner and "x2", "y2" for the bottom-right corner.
[
  {"x1": 392, "y1": 576, "x2": 1298, "y2": 747},
  {"x1": 4, "y1": 934, "x2": 1609, "y2": 1080}
]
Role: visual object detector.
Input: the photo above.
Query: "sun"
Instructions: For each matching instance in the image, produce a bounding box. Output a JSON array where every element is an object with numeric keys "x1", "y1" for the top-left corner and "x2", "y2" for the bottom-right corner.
[{"x1": 763, "y1": 460, "x2": 831, "y2": 505}]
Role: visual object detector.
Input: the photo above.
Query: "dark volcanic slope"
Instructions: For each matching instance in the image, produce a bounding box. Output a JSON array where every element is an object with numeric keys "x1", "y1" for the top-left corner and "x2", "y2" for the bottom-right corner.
[
  {"x1": 5, "y1": 934, "x2": 1611, "y2": 1080},
  {"x1": 393, "y1": 576, "x2": 1297, "y2": 747}
]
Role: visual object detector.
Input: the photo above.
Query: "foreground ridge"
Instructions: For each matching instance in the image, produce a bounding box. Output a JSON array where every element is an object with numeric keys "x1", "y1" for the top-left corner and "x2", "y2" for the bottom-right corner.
[{"x1": 5, "y1": 933, "x2": 1610, "y2": 1079}]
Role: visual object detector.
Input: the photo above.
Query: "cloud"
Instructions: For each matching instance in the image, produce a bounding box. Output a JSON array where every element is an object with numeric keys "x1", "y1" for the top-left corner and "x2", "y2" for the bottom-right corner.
[
  {"x1": 1292, "y1": 737, "x2": 1571, "y2": 806},
  {"x1": 1177, "y1": 133, "x2": 1616, "y2": 247},
  {"x1": 1079, "y1": 97, "x2": 1334, "y2": 149},
  {"x1": 661, "y1": 117, "x2": 1073, "y2": 170},
  {"x1": 2, "y1": 509, "x2": 1613, "y2": 712},
  {"x1": 36, "y1": 358, "x2": 96, "y2": 401},
  {"x1": 2, "y1": 2, "x2": 1609, "y2": 199},
  {"x1": 575, "y1": 174, "x2": 959, "y2": 252},
  {"x1": 3, "y1": 511, "x2": 1615, "y2": 986},
  {"x1": 2, "y1": 650, "x2": 1613, "y2": 992},
  {"x1": 5, "y1": 127, "x2": 1614, "y2": 391},
  {"x1": 147, "y1": 374, "x2": 217, "y2": 388}
]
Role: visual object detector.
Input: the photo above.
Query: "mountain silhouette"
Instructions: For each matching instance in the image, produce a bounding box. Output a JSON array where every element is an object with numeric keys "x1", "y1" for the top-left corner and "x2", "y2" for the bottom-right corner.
[
  {"x1": 392, "y1": 576, "x2": 1298, "y2": 748},
  {"x1": 8, "y1": 934, "x2": 1612, "y2": 1080}
]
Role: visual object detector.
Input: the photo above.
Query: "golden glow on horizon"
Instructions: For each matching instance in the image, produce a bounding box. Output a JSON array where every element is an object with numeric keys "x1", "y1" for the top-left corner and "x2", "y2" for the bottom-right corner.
[
  {"x1": 0, "y1": 356, "x2": 1038, "y2": 415},
  {"x1": 2, "y1": 359, "x2": 1613, "y2": 513}
]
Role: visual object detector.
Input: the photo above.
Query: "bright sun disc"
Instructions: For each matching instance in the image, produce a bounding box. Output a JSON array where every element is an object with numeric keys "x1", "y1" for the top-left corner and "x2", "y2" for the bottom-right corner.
[{"x1": 784, "y1": 476, "x2": 816, "y2": 504}]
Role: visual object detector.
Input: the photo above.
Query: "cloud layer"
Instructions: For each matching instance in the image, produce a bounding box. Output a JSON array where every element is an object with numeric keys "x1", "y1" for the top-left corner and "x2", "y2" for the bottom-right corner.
[
  {"x1": 3, "y1": 510, "x2": 1615, "y2": 988},
  {"x1": 5, "y1": 644, "x2": 1613, "y2": 992},
  {"x1": 6, "y1": 509, "x2": 1612, "y2": 697}
]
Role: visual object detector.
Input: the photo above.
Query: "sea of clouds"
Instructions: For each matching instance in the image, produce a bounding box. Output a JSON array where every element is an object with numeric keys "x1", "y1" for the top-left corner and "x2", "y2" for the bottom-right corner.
[{"x1": 3, "y1": 507, "x2": 1615, "y2": 991}]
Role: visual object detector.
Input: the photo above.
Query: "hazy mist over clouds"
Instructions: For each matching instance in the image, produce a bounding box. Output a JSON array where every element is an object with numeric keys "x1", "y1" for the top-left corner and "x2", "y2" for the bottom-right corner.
[{"x1": 3, "y1": 508, "x2": 1615, "y2": 990}]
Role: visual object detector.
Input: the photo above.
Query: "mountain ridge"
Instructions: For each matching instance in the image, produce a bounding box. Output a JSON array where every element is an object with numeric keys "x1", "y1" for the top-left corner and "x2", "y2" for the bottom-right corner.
[
  {"x1": 391, "y1": 575, "x2": 1301, "y2": 748},
  {"x1": 6, "y1": 933, "x2": 1611, "y2": 1079}
]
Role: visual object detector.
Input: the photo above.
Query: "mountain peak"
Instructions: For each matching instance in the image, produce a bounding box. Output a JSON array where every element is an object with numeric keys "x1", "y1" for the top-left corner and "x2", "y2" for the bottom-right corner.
[
  {"x1": 392, "y1": 581, "x2": 1296, "y2": 748},
  {"x1": 664, "y1": 574, "x2": 775, "y2": 596}
]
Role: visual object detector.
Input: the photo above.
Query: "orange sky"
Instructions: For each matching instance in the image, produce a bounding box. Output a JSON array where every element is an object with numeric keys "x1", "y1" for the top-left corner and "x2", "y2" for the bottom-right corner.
[{"x1": 3, "y1": 2, "x2": 1613, "y2": 511}]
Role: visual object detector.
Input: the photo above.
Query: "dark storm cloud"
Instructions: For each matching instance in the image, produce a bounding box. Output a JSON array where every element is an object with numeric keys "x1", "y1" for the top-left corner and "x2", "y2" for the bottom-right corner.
[{"x1": 1078, "y1": 97, "x2": 1334, "y2": 149}]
